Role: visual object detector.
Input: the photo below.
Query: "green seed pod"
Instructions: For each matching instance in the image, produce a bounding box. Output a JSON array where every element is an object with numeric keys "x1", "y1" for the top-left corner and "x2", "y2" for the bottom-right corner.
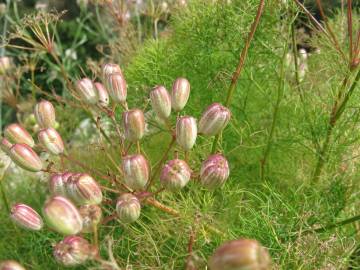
[
  {"x1": 160, "y1": 159, "x2": 191, "y2": 191},
  {"x1": 38, "y1": 128, "x2": 65, "y2": 155},
  {"x1": 0, "y1": 261, "x2": 26, "y2": 270},
  {"x1": 200, "y1": 154, "x2": 229, "y2": 189},
  {"x1": 122, "y1": 154, "x2": 150, "y2": 190},
  {"x1": 9, "y1": 144, "x2": 42, "y2": 172},
  {"x1": 123, "y1": 109, "x2": 145, "y2": 142},
  {"x1": 66, "y1": 174, "x2": 103, "y2": 205},
  {"x1": 76, "y1": 78, "x2": 99, "y2": 104},
  {"x1": 49, "y1": 172, "x2": 73, "y2": 196},
  {"x1": 106, "y1": 72, "x2": 127, "y2": 104},
  {"x1": 150, "y1": 85, "x2": 171, "y2": 119},
  {"x1": 10, "y1": 203, "x2": 43, "y2": 231},
  {"x1": 176, "y1": 116, "x2": 197, "y2": 150},
  {"x1": 0, "y1": 138, "x2": 13, "y2": 155},
  {"x1": 94, "y1": 82, "x2": 109, "y2": 107},
  {"x1": 34, "y1": 100, "x2": 56, "y2": 129},
  {"x1": 171, "y1": 78, "x2": 190, "y2": 112},
  {"x1": 4, "y1": 124, "x2": 34, "y2": 147},
  {"x1": 79, "y1": 204, "x2": 102, "y2": 233},
  {"x1": 198, "y1": 103, "x2": 231, "y2": 136},
  {"x1": 116, "y1": 193, "x2": 141, "y2": 223}
]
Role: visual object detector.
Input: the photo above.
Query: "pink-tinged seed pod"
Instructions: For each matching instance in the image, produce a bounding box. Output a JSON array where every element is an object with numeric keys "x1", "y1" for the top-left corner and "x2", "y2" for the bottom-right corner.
[
  {"x1": 160, "y1": 159, "x2": 191, "y2": 191},
  {"x1": 43, "y1": 196, "x2": 83, "y2": 235},
  {"x1": 0, "y1": 261, "x2": 26, "y2": 270},
  {"x1": 34, "y1": 100, "x2": 56, "y2": 129},
  {"x1": 150, "y1": 85, "x2": 171, "y2": 119},
  {"x1": 9, "y1": 144, "x2": 42, "y2": 172},
  {"x1": 171, "y1": 78, "x2": 190, "y2": 112},
  {"x1": 49, "y1": 172, "x2": 73, "y2": 196},
  {"x1": 102, "y1": 63, "x2": 122, "y2": 80},
  {"x1": 76, "y1": 78, "x2": 98, "y2": 104},
  {"x1": 10, "y1": 203, "x2": 43, "y2": 231},
  {"x1": 116, "y1": 193, "x2": 141, "y2": 223},
  {"x1": 208, "y1": 239, "x2": 271, "y2": 270},
  {"x1": 0, "y1": 56, "x2": 11, "y2": 75},
  {"x1": 79, "y1": 205, "x2": 102, "y2": 233},
  {"x1": 94, "y1": 82, "x2": 109, "y2": 106},
  {"x1": 0, "y1": 138, "x2": 13, "y2": 154},
  {"x1": 38, "y1": 128, "x2": 64, "y2": 155},
  {"x1": 123, "y1": 109, "x2": 145, "y2": 142},
  {"x1": 54, "y1": 236, "x2": 96, "y2": 266},
  {"x1": 200, "y1": 154, "x2": 229, "y2": 189},
  {"x1": 198, "y1": 103, "x2": 231, "y2": 136},
  {"x1": 66, "y1": 174, "x2": 103, "y2": 205},
  {"x1": 106, "y1": 72, "x2": 127, "y2": 104},
  {"x1": 4, "y1": 124, "x2": 34, "y2": 147},
  {"x1": 122, "y1": 154, "x2": 149, "y2": 190},
  {"x1": 176, "y1": 116, "x2": 197, "y2": 150}
]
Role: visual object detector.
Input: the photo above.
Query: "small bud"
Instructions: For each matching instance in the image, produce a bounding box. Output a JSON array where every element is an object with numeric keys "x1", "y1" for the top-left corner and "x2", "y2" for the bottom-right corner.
[
  {"x1": 171, "y1": 78, "x2": 190, "y2": 112},
  {"x1": 0, "y1": 138, "x2": 13, "y2": 154},
  {"x1": 176, "y1": 116, "x2": 197, "y2": 150},
  {"x1": 116, "y1": 193, "x2": 141, "y2": 223},
  {"x1": 102, "y1": 63, "x2": 123, "y2": 79},
  {"x1": 49, "y1": 172, "x2": 73, "y2": 196},
  {"x1": 54, "y1": 236, "x2": 96, "y2": 266},
  {"x1": 198, "y1": 103, "x2": 231, "y2": 136},
  {"x1": 200, "y1": 154, "x2": 229, "y2": 189},
  {"x1": 94, "y1": 82, "x2": 109, "y2": 106},
  {"x1": 38, "y1": 128, "x2": 65, "y2": 155},
  {"x1": 4, "y1": 124, "x2": 34, "y2": 147},
  {"x1": 208, "y1": 239, "x2": 271, "y2": 270},
  {"x1": 9, "y1": 144, "x2": 42, "y2": 172},
  {"x1": 0, "y1": 261, "x2": 26, "y2": 270},
  {"x1": 76, "y1": 78, "x2": 98, "y2": 104},
  {"x1": 106, "y1": 72, "x2": 127, "y2": 104},
  {"x1": 123, "y1": 109, "x2": 145, "y2": 142},
  {"x1": 10, "y1": 203, "x2": 43, "y2": 231},
  {"x1": 34, "y1": 100, "x2": 56, "y2": 129},
  {"x1": 79, "y1": 205, "x2": 102, "y2": 233},
  {"x1": 43, "y1": 196, "x2": 83, "y2": 235},
  {"x1": 160, "y1": 159, "x2": 191, "y2": 191},
  {"x1": 66, "y1": 174, "x2": 103, "y2": 205},
  {"x1": 0, "y1": 56, "x2": 12, "y2": 75},
  {"x1": 122, "y1": 154, "x2": 149, "y2": 190},
  {"x1": 150, "y1": 86, "x2": 171, "y2": 119}
]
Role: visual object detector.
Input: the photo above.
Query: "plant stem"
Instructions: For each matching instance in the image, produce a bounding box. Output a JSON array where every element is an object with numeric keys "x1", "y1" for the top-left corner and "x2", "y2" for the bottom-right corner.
[
  {"x1": 144, "y1": 197, "x2": 180, "y2": 217},
  {"x1": 0, "y1": 179, "x2": 10, "y2": 213}
]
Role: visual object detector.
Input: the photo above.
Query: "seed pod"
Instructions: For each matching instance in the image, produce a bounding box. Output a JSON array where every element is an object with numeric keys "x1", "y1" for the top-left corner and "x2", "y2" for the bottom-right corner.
[
  {"x1": 198, "y1": 103, "x2": 231, "y2": 136},
  {"x1": 54, "y1": 236, "x2": 96, "y2": 266},
  {"x1": 0, "y1": 138, "x2": 13, "y2": 154},
  {"x1": 4, "y1": 124, "x2": 34, "y2": 147},
  {"x1": 122, "y1": 154, "x2": 149, "y2": 190},
  {"x1": 43, "y1": 196, "x2": 83, "y2": 235},
  {"x1": 0, "y1": 56, "x2": 11, "y2": 75},
  {"x1": 34, "y1": 100, "x2": 56, "y2": 129},
  {"x1": 49, "y1": 172, "x2": 73, "y2": 196},
  {"x1": 66, "y1": 174, "x2": 103, "y2": 205},
  {"x1": 106, "y1": 72, "x2": 127, "y2": 104},
  {"x1": 123, "y1": 109, "x2": 145, "y2": 142},
  {"x1": 79, "y1": 205, "x2": 102, "y2": 233},
  {"x1": 176, "y1": 116, "x2": 197, "y2": 150},
  {"x1": 94, "y1": 82, "x2": 109, "y2": 106},
  {"x1": 102, "y1": 63, "x2": 122, "y2": 80},
  {"x1": 0, "y1": 261, "x2": 26, "y2": 270},
  {"x1": 208, "y1": 239, "x2": 271, "y2": 270},
  {"x1": 160, "y1": 159, "x2": 191, "y2": 191},
  {"x1": 200, "y1": 154, "x2": 229, "y2": 189},
  {"x1": 116, "y1": 193, "x2": 141, "y2": 223},
  {"x1": 10, "y1": 203, "x2": 43, "y2": 231},
  {"x1": 38, "y1": 128, "x2": 64, "y2": 155},
  {"x1": 150, "y1": 85, "x2": 171, "y2": 119},
  {"x1": 76, "y1": 78, "x2": 98, "y2": 104},
  {"x1": 9, "y1": 144, "x2": 42, "y2": 172},
  {"x1": 171, "y1": 78, "x2": 190, "y2": 112}
]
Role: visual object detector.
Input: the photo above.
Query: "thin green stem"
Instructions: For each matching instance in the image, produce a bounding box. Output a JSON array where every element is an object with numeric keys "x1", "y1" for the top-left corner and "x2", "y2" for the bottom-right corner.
[{"x1": 0, "y1": 177, "x2": 10, "y2": 214}]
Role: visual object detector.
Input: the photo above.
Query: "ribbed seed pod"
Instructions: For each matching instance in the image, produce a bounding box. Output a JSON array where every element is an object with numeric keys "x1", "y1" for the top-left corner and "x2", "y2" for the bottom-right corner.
[
  {"x1": 0, "y1": 138, "x2": 13, "y2": 154},
  {"x1": 38, "y1": 128, "x2": 64, "y2": 155},
  {"x1": 49, "y1": 172, "x2": 73, "y2": 196},
  {"x1": 150, "y1": 85, "x2": 171, "y2": 119},
  {"x1": 116, "y1": 193, "x2": 141, "y2": 223},
  {"x1": 198, "y1": 103, "x2": 231, "y2": 136},
  {"x1": 123, "y1": 109, "x2": 145, "y2": 142},
  {"x1": 66, "y1": 174, "x2": 103, "y2": 205},
  {"x1": 122, "y1": 154, "x2": 149, "y2": 190},
  {"x1": 9, "y1": 144, "x2": 42, "y2": 172},
  {"x1": 94, "y1": 82, "x2": 109, "y2": 107},
  {"x1": 176, "y1": 116, "x2": 197, "y2": 150},
  {"x1": 0, "y1": 260, "x2": 26, "y2": 270},
  {"x1": 34, "y1": 100, "x2": 56, "y2": 129},
  {"x1": 76, "y1": 78, "x2": 98, "y2": 104},
  {"x1": 10, "y1": 203, "x2": 43, "y2": 231},
  {"x1": 106, "y1": 72, "x2": 127, "y2": 104},
  {"x1": 43, "y1": 196, "x2": 83, "y2": 235},
  {"x1": 171, "y1": 78, "x2": 190, "y2": 112},
  {"x1": 4, "y1": 124, "x2": 34, "y2": 147},
  {"x1": 160, "y1": 159, "x2": 191, "y2": 191},
  {"x1": 102, "y1": 63, "x2": 122, "y2": 80},
  {"x1": 208, "y1": 239, "x2": 271, "y2": 270},
  {"x1": 79, "y1": 205, "x2": 102, "y2": 233},
  {"x1": 200, "y1": 154, "x2": 229, "y2": 189}
]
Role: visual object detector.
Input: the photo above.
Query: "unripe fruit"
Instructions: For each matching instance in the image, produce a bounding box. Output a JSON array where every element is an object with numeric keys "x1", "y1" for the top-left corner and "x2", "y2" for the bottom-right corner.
[
  {"x1": 10, "y1": 203, "x2": 43, "y2": 231},
  {"x1": 122, "y1": 154, "x2": 149, "y2": 190},
  {"x1": 116, "y1": 193, "x2": 141, "y2": 223},
  {"x1": 176, "y1": 116, "x2": 197, "y2": 150},
  {"x1": 66, "y1": 174, "x2": 103, "y2": 205},
  {"x1": 43, "y1": 196, "x2": 83, "y2": 235},
  {"x1": 102, "y1": 63, "x2": 122, "y2": 79},
  {"x1": 208, "y1": 239, "x2": 271, "y2": 270},
  {"x1": 49, "y1": 172, "x2": 73, "y2": 196},
  {"x1": 171, "y1": 78, "x2": 190, "y2": 112},
  {"x1": 0, "y1": 138, "x2": 12, "y2": 154},
  {"x1": 9, "y1": 144, "x2": 42, "y2": 172},
  {"x1": 160, "y1": 159, "x2": 191, "y2": 191},
  {"x1": 106, "y1": 72, "x2": 127, "y2": 104},
  {"x1": 0, "y1": 261, "x2": 26, "y2": 270},
  {"x1": 4, "y1": 124, "x2": 34, "y2": 147},
  {"x1": 200, "y1": 154, "x2": 229, "y2": 189},
  {"x1": 0, "y1": 56, "x2": 11, "y2": 75},
  {"x1": 34, "y1": 100, "x2": 56, "y2": 129},
  {"x1": 150, "y1": 85, "x2": 171, "y2": 119},
  {"x1": 38, "y1": 128, "x2": 64, "y2": 155},
  {"x1": 199, "y1": 103, "x2": 231, "y2": 136},
  {"x1": 123, "y1": 109, "x2": 145, "y2": 142},
  {"x1": 94, "y1": 82, "x2": 109, "y2": 106},
  {"x1": 76, "y1": 78, "x2": 98, "y2": 104},
  {"x1": 79, "y1": 204, "x2": 102, "y2": 233}
]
